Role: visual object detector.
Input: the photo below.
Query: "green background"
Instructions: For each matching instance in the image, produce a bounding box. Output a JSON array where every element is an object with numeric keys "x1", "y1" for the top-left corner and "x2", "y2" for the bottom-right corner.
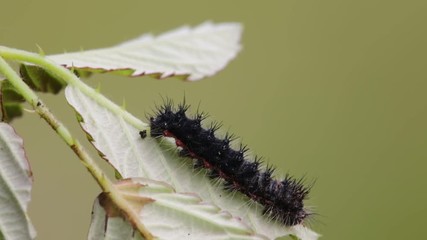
[{"x1": 2, "y1": 1, "x2": 427, "y2": 239}]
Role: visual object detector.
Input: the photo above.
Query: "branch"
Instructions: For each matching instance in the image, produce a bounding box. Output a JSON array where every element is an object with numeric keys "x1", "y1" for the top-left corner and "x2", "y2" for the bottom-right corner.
[
  {"x1": 0, "y1": 46, "x2": 147, "y2": 130},
  {"x1": 0, "y1": 55, "x2": 153, "y2": 240}
]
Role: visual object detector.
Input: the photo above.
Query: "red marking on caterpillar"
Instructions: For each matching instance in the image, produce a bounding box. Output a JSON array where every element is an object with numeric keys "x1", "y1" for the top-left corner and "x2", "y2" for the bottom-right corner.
[{"x1": 142, "y1": 101, "x2": 312, "y2": 226}]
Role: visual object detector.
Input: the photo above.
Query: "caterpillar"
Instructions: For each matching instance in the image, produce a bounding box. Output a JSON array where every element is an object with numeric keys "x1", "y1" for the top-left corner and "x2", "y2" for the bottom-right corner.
[{"x1": 141, "y1": 101, "x2": 311, "y2": 226}]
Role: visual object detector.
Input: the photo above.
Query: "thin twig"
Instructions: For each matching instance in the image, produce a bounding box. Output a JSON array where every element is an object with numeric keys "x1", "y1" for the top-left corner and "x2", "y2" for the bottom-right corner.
[{"x1": 0, "y1": 55, "x2": 154, "y2": 240}]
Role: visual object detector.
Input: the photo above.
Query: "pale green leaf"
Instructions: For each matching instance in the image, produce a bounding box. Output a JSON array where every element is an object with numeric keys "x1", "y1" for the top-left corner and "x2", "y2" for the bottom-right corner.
[
  {"x1": 66, "y1": 86, "x2": 319, "y2": 240},
  {"x1": 49, "y1": 22, "x2": 242, "y2": 81},
  {"x1": 0, "y1": 123, "x2": 36, "y2": 239},
  {"x1": 89, "y1": 178, "x2": 265, "y2": 240}
]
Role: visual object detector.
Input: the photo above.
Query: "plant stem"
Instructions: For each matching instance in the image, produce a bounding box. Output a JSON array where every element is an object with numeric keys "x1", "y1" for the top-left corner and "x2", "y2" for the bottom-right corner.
[
  {"x1": 0, "y1": 55, "x2": 153, "y2": 240},
  {"x1": 0, "y1": 46, "x2": 148, "y2": 130}
]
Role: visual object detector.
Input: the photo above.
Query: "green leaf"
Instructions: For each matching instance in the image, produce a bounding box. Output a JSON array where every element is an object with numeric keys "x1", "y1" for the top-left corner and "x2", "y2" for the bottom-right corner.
[
  {"x1": 89, "y1": 178, "x2": 264, "y2": 240},
  {"x1": 19, "y1": 64, "x2": 66, "y2": 94},
  {"x1": 0, "y1": 80, "x2": 25, "y2": 122},
  {"x1": 0, "y1": 123, "x2": 36, "y2": 239},
  {"x1": 0, "y1": 65, "x2": 67, "y2": 122},
  {"x1": 65, "y1": 86, "x2": 319, "y2": 240},
  {"x1": 48, "y1": 22, "x2": 242, "y2": 81}
]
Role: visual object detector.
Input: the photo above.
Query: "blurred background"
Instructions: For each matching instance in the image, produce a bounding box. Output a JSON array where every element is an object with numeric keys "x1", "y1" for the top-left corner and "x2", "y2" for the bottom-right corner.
[{"x1": 1, "y1": 0, "x2": 427, "y2": 239}]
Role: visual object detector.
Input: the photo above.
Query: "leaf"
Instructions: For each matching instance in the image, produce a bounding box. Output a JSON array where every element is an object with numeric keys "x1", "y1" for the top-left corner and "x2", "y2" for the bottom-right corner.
[
  {"x1": 0, "y1": 123, "x2": 36, "y2": 239},
  {"x1": 89, "y1": 178, "x2": 265, "y2": 240},
  {"x1": 0, "y1": 64, "x2": 67, "y2": 122},
  {"x1": 19, "y1": 65, "x2": 66, "y2": 94},
  {"x1": 65, "y1": 86, "x2": 319, "y2": 240},
  {"x1": 48, "y1": 22, "x2": 242, "y2": 81},
  {"x1": 0, "y1": 80, "x2": 25, "y2": 122}
]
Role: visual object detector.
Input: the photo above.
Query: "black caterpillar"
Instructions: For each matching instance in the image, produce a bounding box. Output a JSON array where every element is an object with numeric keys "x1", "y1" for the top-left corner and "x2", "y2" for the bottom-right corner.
[{"x1": 141, "y1": 101, "x2": 311, "y2": 226}]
